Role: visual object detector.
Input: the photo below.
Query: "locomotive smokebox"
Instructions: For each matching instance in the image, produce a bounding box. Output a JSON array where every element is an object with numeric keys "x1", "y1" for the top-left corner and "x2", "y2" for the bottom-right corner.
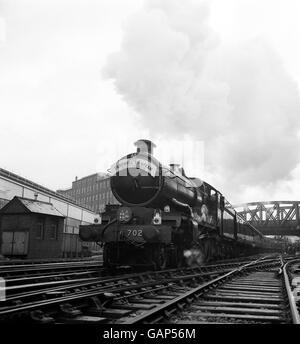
[
  {"x1": 135, "y1": 139, "x2": 156, "y2": 156},
  {"x1": 110, "y1": 140, "x2": 203, "y2": 209}
]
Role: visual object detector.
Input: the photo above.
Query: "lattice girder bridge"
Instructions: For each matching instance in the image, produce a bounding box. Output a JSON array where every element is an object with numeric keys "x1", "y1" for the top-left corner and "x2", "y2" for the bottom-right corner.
[{"x1": 234, "y1": 201, "x2": 300, "y2": 236}]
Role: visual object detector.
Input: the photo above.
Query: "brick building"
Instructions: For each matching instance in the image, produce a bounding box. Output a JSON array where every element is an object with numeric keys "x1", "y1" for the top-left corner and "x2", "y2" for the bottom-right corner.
[{"x1": 57, "y1": 173, "x2": 119, "y2": 213}]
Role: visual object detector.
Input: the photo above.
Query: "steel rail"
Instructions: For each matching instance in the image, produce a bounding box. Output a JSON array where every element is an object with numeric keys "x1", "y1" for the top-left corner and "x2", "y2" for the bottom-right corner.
[
  {"x1": 283, "y1": 259, "x2": 300, "y2": 324},
  {"x1": 3, "y1": 258, "x2": 270, "y2": 303},
  {"x1": 0, "y1": 260, "x2": 265, "y2": 318},
  {"x1": 123, "y1": 256, "x2": 280, "y2": 324},
  {"x1": 0, "y1": 269, "x2": 235, "y2": 316},
  {"x1": 0, "y1": 257, "x2": 101, "y2": 266},
  {"x1": 5, "y1": 269, "x2": 101, "y2": 284},
  {"x1": 0, "y1": 263, "x2": 102, "y2": 279}
]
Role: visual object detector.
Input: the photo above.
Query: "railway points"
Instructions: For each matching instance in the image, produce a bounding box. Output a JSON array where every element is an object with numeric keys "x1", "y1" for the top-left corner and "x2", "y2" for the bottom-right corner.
[{"x1": 0, "y1": 254, "x2": 298, "y2": 324}]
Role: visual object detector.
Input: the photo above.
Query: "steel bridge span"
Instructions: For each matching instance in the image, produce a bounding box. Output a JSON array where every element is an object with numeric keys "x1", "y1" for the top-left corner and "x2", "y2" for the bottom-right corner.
[{"x1": 234, "y1": 201, "x2": 300, "y2": 236}]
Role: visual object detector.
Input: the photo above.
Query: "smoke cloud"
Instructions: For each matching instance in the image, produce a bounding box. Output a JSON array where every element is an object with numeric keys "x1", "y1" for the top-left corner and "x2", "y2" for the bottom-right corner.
[{"x1": 103, "y1": 0, "x2": 300, "y2": 202}]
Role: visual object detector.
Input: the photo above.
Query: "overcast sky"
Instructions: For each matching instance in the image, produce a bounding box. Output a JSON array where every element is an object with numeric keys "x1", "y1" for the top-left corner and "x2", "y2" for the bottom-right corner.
[{"x1": 1, "y1": 0, "x2": 300, "y2": 204}]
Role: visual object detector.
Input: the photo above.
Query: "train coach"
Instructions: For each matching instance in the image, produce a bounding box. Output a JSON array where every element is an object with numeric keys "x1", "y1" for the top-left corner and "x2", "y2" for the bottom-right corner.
[{"x1": 80, "y1": 139, "x2": 283, "y2": 269}]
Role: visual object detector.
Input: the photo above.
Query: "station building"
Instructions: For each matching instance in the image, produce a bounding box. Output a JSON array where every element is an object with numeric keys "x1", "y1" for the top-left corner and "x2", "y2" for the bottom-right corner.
[
  {"x1": 0, "y1": 197, "x2": 65, "y2": 258},
  {"x1": 0, "y1": 168, "x2": 100, "y2": 258},
  {"x1": 57, "y1": 173, "x2": 119, "y2": 213}
]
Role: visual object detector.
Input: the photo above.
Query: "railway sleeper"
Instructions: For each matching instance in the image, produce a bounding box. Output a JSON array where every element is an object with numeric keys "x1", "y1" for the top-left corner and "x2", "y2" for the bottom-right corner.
[
  {"x1": 58, "y1": 303, "x2": 82, "y2": 318},
  {"x1": 203, "y1": 294, "x2": 284, "y2": 303},
  {"x1": 188, "y1": 311, "x2": 286, "y2": 323},
  {"x1": 196, "y1": 301, "x2": 282, "y2": 309},
  {"x1": 56, "y1": 315, "x2": 107, "y2": 324},
  {"x1": 190, "y1": 305, "x2": 283, "y2": 315},
  {"x1": 30, "y1": 310, "x2": 54, "y2": 324}
]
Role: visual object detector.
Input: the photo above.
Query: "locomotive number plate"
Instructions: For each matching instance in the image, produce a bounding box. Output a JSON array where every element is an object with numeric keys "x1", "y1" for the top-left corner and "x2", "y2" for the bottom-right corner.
[
  {"x1": 127, "y1": 229, "x2": 142, "y2": 237},
  {"x1": 119, "y1": 228, "x2": 144, "y2": 242},
  {"x1": 119, "y1": 227, "x2": 145, "y2": 242}
]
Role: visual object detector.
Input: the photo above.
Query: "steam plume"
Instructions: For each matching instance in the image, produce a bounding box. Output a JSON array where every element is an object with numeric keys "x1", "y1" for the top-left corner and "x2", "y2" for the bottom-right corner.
[{"x1": 103, "y1": 0, "x2": 300, "y2": 202}]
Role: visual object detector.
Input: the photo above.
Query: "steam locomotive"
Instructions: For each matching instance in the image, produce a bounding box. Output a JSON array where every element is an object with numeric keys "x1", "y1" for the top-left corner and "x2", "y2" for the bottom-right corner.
[{"x1": 79, "y1": 139, "x2": 282, "y2": 269}]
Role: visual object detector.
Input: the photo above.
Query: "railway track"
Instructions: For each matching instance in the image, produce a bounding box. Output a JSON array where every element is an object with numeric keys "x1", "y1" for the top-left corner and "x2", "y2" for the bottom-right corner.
[
  {"x1": 0, "y1": 253, "x2": 274, "y2": 281},
  {"x1": 0, "y1": 260, "x2": 103, "y2": 278},
  {"x1": 0, "y1": 258, "x2": 112, "y2": 298},
  {"x1": 0, "y1": 256, "x2": 102, "y2": 266},
  {"x1": 123, "y1": 255, "x2": 300, "y2": 324},
  {"x1": 0, "y1": 255, "x2": 266, "y2": 298},
  {"x1": 0, "y1": 255, "x2": 288, "y2": 323},
  {"x1": 284, "y1": 258, "x2": 300, "y2": 322}
]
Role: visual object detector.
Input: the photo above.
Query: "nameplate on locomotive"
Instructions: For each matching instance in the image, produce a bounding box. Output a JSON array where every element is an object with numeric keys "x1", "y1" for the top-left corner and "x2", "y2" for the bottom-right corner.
[{"x1": 110, "y1": 157, "x2": 158, "y2": 177}]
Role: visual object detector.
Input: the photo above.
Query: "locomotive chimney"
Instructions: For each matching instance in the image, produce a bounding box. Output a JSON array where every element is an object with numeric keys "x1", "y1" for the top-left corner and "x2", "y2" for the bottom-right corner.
[{"x1": 134, "y1": 139, "x2": 156, "y2": 155}]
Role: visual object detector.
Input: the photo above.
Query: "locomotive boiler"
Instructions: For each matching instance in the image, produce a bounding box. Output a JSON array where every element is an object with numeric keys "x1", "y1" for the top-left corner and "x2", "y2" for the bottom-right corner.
[
  {"x1": 110, "y1": 140, "x2": 204, "y2": 210},
  {"x1": 80, "y1": 139, "x2": 282, "y2": 269}
]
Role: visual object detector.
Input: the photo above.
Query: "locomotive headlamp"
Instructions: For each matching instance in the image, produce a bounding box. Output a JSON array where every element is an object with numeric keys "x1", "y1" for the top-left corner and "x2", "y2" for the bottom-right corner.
[
  {"x1": 94, "y1": 214, "x2": 102, "y2": 224},
  {"x1": 152, "y1": 210, "x2": 162, "y2": 225},
  {"x1": 164, "y1": 205, "x2": 170, "y2": 213},
  {"x1": 117, "y1": 207, "x2": 133, "y2": 223}
]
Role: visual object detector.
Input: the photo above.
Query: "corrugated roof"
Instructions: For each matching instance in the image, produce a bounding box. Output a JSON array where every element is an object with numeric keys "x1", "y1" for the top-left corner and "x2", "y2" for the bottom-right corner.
[
  {"x1": 0, "y1": 198, "x2": 9, "y2": 210},
  {"x1": 19, "y1": 198, "x2": 64, "y2": 217}
]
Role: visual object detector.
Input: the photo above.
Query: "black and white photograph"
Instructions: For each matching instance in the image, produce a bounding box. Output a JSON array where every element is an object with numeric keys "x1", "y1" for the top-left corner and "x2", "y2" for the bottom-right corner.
[{"x1": 0, "y1": 0, "x2": 300, "y2": 338}]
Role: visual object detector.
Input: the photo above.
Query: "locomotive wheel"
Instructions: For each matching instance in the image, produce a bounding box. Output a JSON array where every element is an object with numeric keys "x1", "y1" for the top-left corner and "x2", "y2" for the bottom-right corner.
[
  {"x1": 154, "y1": 247, "x2": 167, "y2": 270},
  {"x1": 167, "y1": 246, "x2": 180, "y2": 268},
  {"x1": 203, "y1": 239, "x2": 214, "y2": 262},
  {"x1": 103, "y1": 244, "x2": 111, "y2": 268},
  {"x1": 177, "y1": 251, "x2": 187, "y2": 268},
  {"x1": 103, "y1": 244, "x2": 114, "y2": 269},
  {"x1": 195, "y1": 241, "x2": 208, "y2": 264}
]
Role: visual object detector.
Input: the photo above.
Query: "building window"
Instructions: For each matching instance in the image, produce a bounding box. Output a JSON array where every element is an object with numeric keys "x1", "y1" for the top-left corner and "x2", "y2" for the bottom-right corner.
[
  {"x1": 49, "y1": 224, "x2": 58, "y2": 240},
  {"x1": 36, "y1": 223, "x2": 44, "y2": 239}
]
